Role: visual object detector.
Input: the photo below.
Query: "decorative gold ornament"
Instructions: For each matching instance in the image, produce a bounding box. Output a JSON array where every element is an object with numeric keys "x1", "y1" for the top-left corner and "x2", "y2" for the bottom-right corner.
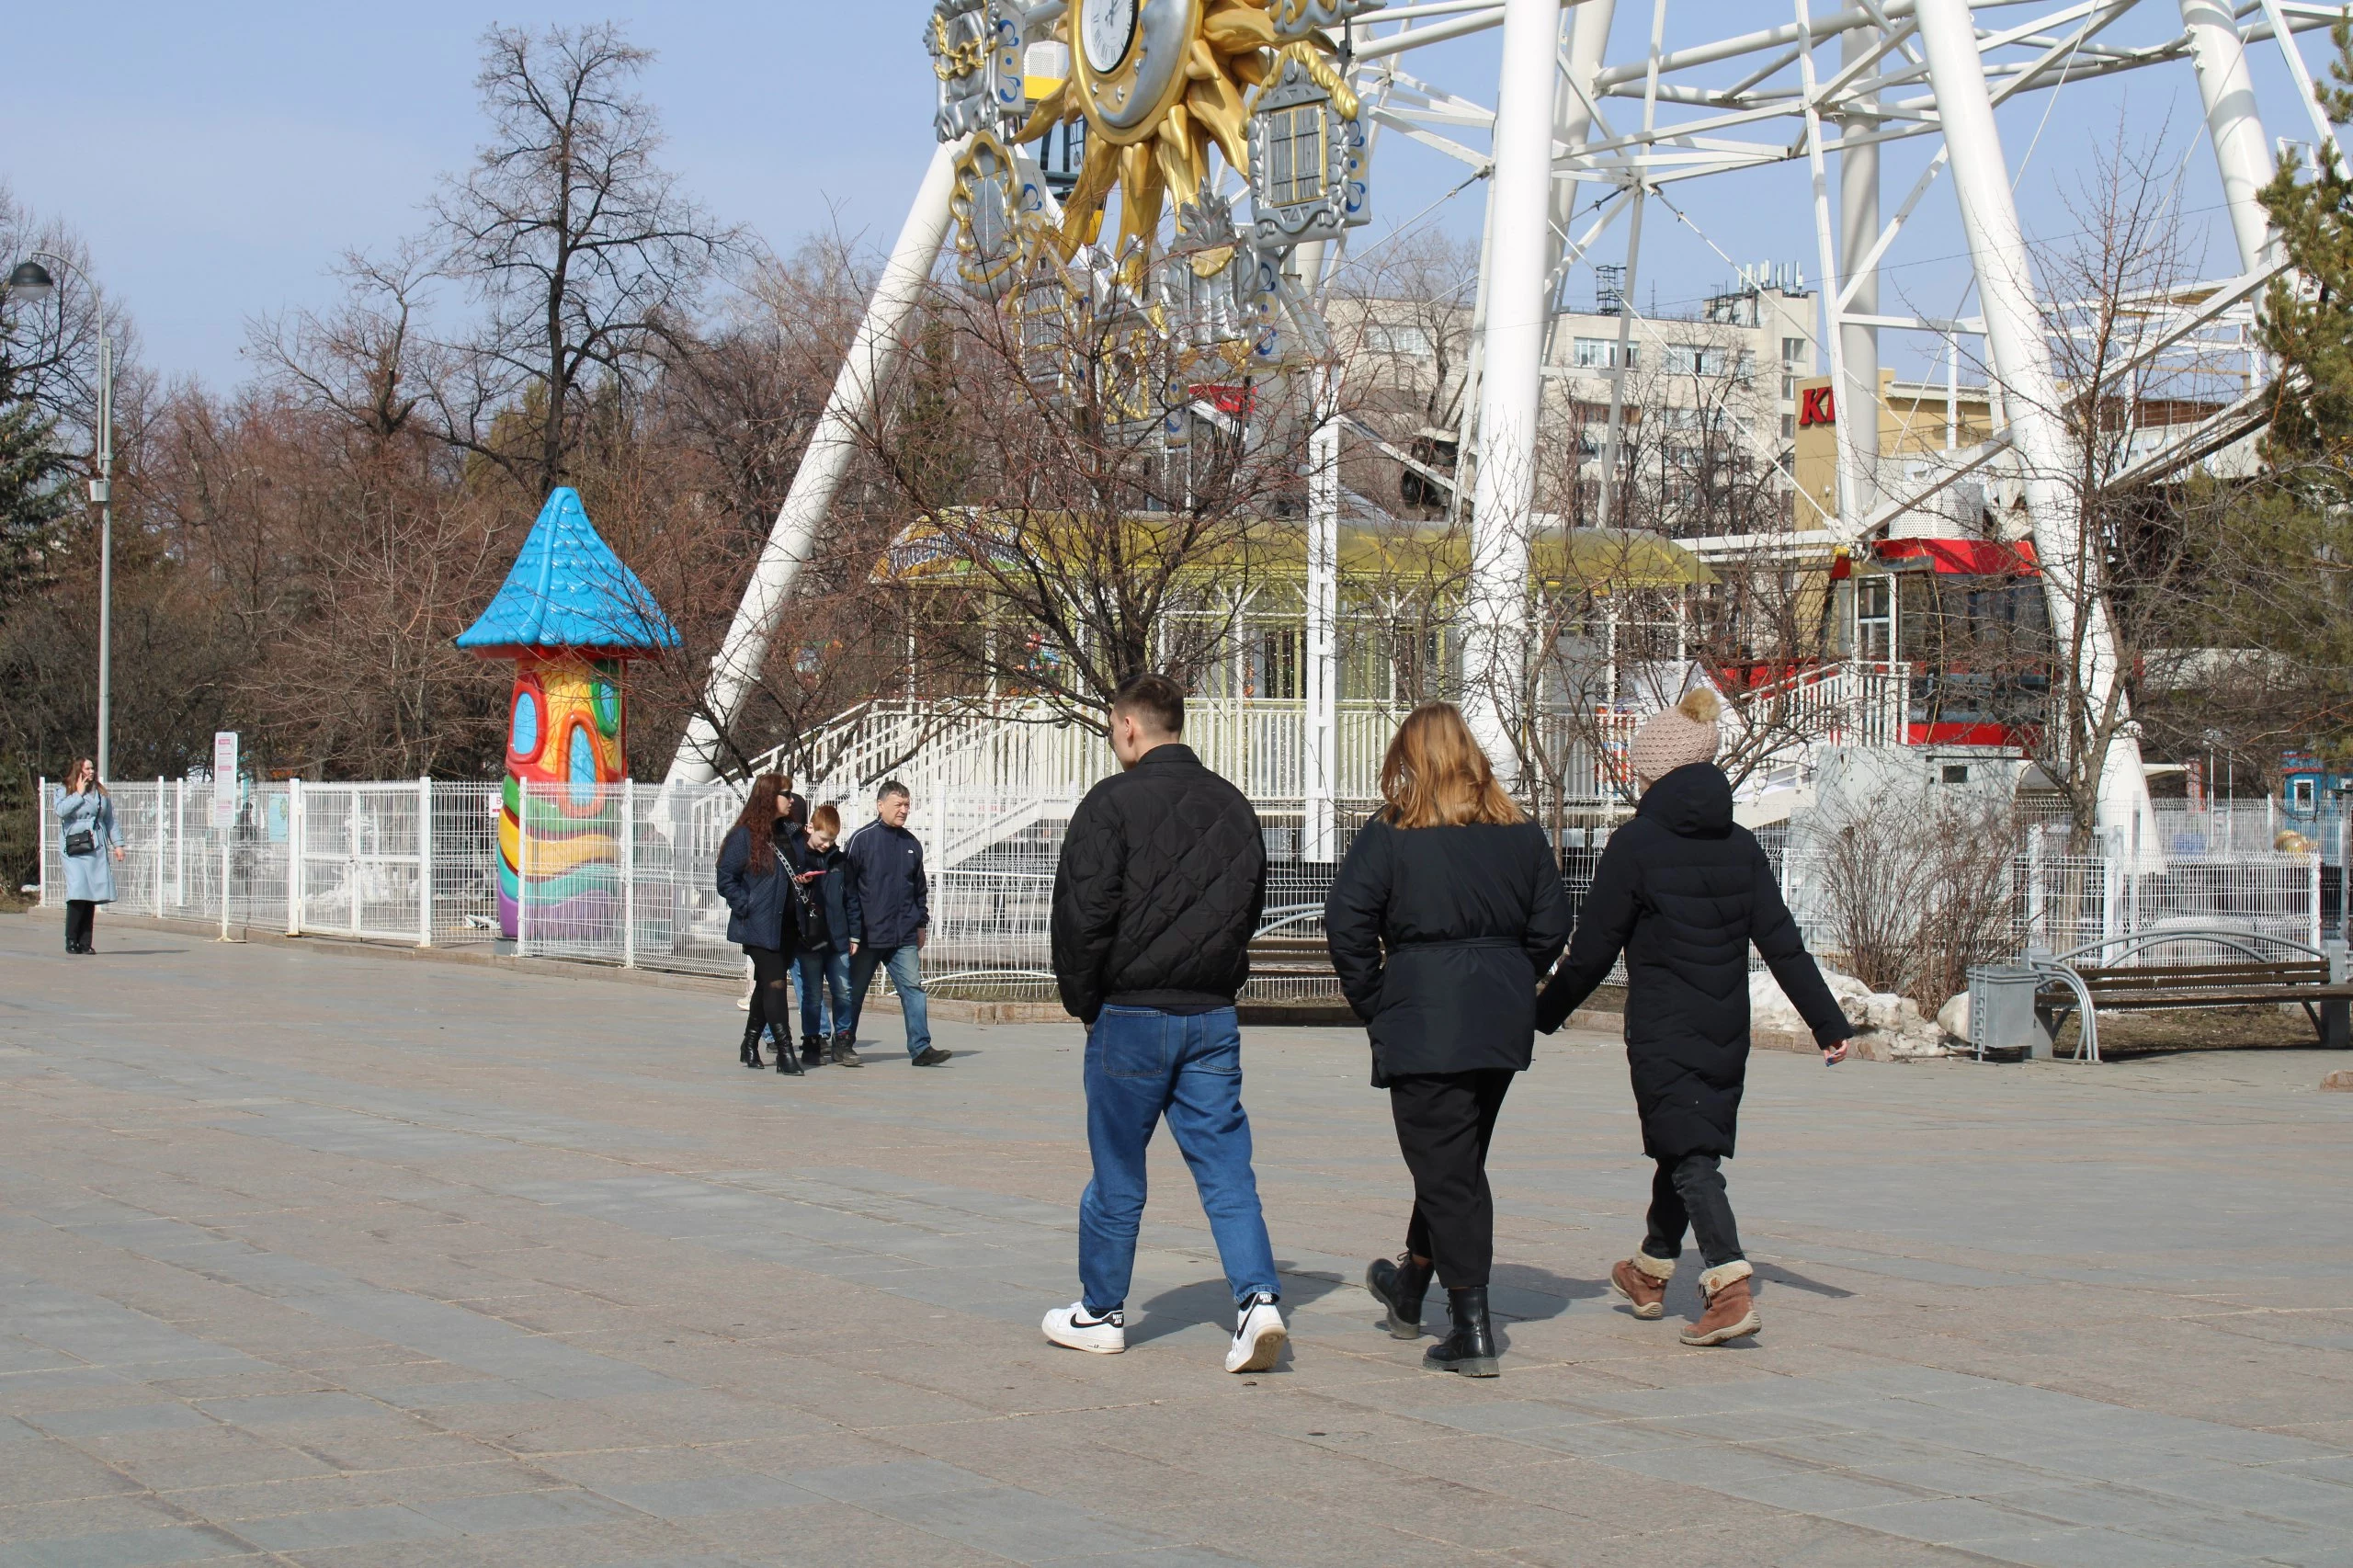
[
  {"x1": 949, "y1": 132, "x2": 1042, "y2": 296},
  {"x1": 1017, "y1": 0, "x2": 1275, "y2": 258}
]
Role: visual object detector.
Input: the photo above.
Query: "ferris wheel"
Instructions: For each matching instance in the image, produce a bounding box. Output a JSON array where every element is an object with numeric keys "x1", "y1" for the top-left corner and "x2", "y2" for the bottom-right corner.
[{"x1": 671, "y1": 0, "x2": 2343, "y2": 850}]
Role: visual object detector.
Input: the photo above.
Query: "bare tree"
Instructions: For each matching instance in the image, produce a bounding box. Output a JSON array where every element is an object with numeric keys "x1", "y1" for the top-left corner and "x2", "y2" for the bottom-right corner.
[
  {"x1": 428, "y1": 23, "x2": 745, "y2": 500},
  {"x1": 847, "y1": 269, "x2": 1324, "y2": 732},
  {"x1": 1802, "y1": 776, "x2": 2019, "y2": 1009}
]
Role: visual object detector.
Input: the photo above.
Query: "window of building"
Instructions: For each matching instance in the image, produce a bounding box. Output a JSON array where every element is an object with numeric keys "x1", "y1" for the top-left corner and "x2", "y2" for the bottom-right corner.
[
  {"x1": 1365, "y1": 322, "x2": 1433, "y2": 358},
  {"x1": 1573, "y1": 336, "x2": 1636, "y2": 369},
  {"x1": 2292, "y1": 777, "x2": 2316, "y2": 811},
  {"x1": 1781, "y1": 413, "x2": 1795, "y2": 440},
  {"x1": 1735, "y1": 350, "x2": 1755, "y2": 384},
  {"x1": 1856, "y1": 576, "x2": 1894, "y2": 662},
  {"x1": 1780, "y1": 336, "x2": 1807, "y2": 399},
  {"x1": 1664, "y1": 343, "x2": 1722, "y2": 376}
]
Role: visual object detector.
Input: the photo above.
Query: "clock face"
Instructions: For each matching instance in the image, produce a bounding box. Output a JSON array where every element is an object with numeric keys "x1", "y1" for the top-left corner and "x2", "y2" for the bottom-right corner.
[{"x1": 1080, "y1": 0, "x2": 1138, "y2": 75}]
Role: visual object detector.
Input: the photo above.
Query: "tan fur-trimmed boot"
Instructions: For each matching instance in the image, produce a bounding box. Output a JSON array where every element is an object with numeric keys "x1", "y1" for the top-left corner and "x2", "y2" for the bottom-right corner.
[
  {"x1": 1680, "y1": 1260, "x2": 1760, "y2": 1346},
  {"x1": 1610, "y1": 1252, "x2": 1675, "y2": 1320}
]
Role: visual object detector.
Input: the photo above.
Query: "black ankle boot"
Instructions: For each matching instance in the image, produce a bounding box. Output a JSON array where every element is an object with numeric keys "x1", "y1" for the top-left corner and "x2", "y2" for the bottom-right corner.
[
  {"x1": 830, "y1": 1031, "x2": 863, "y2": 1068},
  {"x1": 773, "y1": 1028, "x2": 804, "y2": 1075},
  {"x1": 1423, "y1": 1286, "x2": 1499, "y2": 1377},
  {"x1": 1365, "y1": 1253, "x2": 1434, "y2": 1339},
  {"x1": 739, "y1": 1019, "x2": 765, "y2": 1069}
]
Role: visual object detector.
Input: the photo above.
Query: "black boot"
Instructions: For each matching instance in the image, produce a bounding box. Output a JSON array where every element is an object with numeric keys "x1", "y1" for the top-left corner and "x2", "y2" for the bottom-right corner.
[
  {"x1": 739, "y1": 1018, "x2": 765, "y2": 1070},
  {"x1": 1365, "y1": 1253, "x2": 1434, "y2": 1339},
  {"x1": 800, "y1": 1036, "x2": 826, "y2": 1068},
  {"x1": 830, "y1": 1030, "x2": 864, "y2": 1068},
  {"x1": 773, "y1": 1027, "x2": 804, "y2": 1075},
  {"x1": 1423, "y1": 1287, "x2": 1499, "y2": 1378}
]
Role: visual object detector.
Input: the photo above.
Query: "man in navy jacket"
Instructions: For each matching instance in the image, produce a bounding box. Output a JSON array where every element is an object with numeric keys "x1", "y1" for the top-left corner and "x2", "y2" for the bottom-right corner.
[{"x1": 845, "y1": 780, "x2": 947, "y2": 1064}]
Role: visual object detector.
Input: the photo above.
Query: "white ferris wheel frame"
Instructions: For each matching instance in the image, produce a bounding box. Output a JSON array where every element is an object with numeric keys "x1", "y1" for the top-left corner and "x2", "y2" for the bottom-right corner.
[{"x1": 671, "y1": 0, "x2": 2342, "y2": 854}]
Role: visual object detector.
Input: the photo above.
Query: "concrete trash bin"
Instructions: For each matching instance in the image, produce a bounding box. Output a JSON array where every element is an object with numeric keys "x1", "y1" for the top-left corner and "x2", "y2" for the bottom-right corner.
[{"x1": 1967, "y1": 965, "x2": 2054, "y2": 1060}]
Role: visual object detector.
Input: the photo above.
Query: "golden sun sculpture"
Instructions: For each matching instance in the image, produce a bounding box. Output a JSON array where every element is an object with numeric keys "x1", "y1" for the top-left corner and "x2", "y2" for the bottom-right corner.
[{"x1": 1017, "y1": 0, "x2": 1278, "y2": 260}]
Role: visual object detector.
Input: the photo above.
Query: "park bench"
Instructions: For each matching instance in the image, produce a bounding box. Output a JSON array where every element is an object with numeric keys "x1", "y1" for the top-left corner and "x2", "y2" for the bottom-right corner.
[
  {"x1": 1247, "y1": 905, "x2": 1342, "y2": 988},
  {"x1": 2009, "y1": 928, "x2": 2352, "y2": 1063}
]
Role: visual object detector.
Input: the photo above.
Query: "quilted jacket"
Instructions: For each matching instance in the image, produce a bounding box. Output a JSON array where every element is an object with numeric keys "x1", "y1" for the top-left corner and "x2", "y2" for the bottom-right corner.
[
  {"x1": 1051, "y1": 743, "x2": 1267, "y2": 1024},
  {"x1": 1534, "y1": 763, "x2": 1852, "y2": 1159}
]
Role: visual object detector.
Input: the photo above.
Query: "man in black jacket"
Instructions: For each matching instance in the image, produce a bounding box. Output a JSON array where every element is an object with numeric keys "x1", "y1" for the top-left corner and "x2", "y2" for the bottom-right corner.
[
  {"x1": 1043, "y1": 673, "x2": 1285, "y2": 1374},
  {"x1": 845, "y1": 781, "x2": 946, "y2": 1065}
]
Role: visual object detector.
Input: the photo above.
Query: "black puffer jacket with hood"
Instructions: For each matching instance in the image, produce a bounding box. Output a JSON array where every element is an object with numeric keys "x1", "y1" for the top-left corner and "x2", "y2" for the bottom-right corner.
[{"x1": 1535, "y1": 762, "x2": 1853, "y2": 1158}]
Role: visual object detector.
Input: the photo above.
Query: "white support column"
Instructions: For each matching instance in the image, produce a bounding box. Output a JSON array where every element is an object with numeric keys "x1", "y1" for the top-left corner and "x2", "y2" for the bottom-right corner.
[
  {"x1": 1599, "y1": 0, "x2": 1665, "y2": 528},
  {"x1": 2178, "y1": 0, "x2": 2278, "y2": 270},
  {"x1": 2256, "y1": 0, "x2": 2347, "y2": 167},
  {"x1": 1838, "y1": 21, "x2": 1881, "y2": 517},
  {"x1": 1547, "y1": 0, "x2": 1620, "y2": 282},
  {"x1": 175, "y1": 779, "x2": 185, "y2": 911},
  {"x1": 620, "y1": 777, "x2": 638, "y2": 968},
  {"x1": 667, "y1": 138, "x2": 965, "y2": 784},
  {"x1": 1304, "y1": 417, "x2": 1341, "y2": 861},
  {"x1": 153, "y1": 778, "x2": 165, "y2": 918},
  {"x1": 36, "y1": 778, "x2": 47, "y2": 908},
  {"x1": 1916, "y1": 0, "x2": 2154, "y2": 847},
  {"x1": 416, "y1": 777, "x2": 433, "y2": 948},
  {"x1": 1796, "y1": 0, "x2": 1862, "y2": 535},
  {"x1": 1463, "y1": 0, "x2": 1563, "y2": 778}
]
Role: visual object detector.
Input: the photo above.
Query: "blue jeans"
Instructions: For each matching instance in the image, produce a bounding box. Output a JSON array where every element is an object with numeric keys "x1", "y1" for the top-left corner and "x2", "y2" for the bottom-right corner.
[
  {"x1": 1079, "y1": 1005, "x2": 1279, "y2": 1315},
  {"x1": 795, "y1": 949, "x2": 853, "y2": 1040},
  {"x1": 847, "y1": 943, "x2": 931, "y2": 1059}
]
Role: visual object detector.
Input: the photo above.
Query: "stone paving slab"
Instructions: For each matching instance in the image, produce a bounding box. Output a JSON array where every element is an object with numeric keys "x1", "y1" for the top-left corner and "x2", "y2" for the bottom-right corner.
[{"x1": 3, "y1": 916, "x2": 2353, "y2": 1565}]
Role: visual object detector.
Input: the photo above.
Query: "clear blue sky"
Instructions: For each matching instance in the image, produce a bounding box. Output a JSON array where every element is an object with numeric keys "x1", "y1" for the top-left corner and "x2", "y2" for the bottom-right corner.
[{"x1": 4, "y1": 2, "x2": 2329, "y2": 389}]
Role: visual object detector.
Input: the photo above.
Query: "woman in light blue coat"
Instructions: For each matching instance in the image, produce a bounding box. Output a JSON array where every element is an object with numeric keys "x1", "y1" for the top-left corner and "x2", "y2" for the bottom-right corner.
[{"x1": 54, "y1": 758, "x2": 124, "y2": 954}]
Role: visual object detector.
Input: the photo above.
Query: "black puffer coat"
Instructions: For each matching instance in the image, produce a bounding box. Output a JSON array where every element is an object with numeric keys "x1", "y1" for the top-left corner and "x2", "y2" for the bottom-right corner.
[
  {"x1": 1051, "y1": 743, "x2": 1267, "y2": 1024},
  {"x1": 1535, "y1": 764, "x2": 1853, "y2": 1159},
  {"x1": 1325, "y1": 815, "x2": 1572, "y2": 1085}
]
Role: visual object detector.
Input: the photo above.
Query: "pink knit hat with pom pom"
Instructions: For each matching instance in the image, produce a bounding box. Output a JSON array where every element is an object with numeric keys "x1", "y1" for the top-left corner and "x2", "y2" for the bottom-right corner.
[{"x1": 1627, "y1": 687, "x2": 1722, "y2": 784}]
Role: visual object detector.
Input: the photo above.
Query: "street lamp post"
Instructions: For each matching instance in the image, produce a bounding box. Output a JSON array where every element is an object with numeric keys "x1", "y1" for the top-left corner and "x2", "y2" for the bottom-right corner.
[{"x1": 6, "y1": 256, "x2": 112, "y2": 781}]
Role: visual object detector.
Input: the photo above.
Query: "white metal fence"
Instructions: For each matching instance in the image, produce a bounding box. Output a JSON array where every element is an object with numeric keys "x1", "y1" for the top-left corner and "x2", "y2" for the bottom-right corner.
[
  {"x1": 38, "y1": 769, "x2": 2336, "y2": 1012},
  {"x1": 39, "y1": 778, "x2": 502, "y2": 946}
]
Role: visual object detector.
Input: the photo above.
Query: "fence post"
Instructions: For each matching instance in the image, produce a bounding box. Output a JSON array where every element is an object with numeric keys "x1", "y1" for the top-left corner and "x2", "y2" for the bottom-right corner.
[
  {"x1": 219, "y1": 832, "x2": 233, "y2": 942},
  {"x1": 2311, "y1": 851, "x2": 2324, "y2": 954},
  {"x1": 287, "y1": 778, "x2": 304, "y2": 936},
  {"x1": 36, "y1": 777, "x2": 47, "y2": 907},
  {"x1": 621, "y1": 778, "x2": 637, "y2": 969},
  {"x1": 153, "y1": 778, "x2": 165, "y2": 917},
  {"x1": 516, "y1": 781, "x2": 530, "y2": 960},
  {"x1": 417, "y1": 776, "x2": 434, "y2": 948}
]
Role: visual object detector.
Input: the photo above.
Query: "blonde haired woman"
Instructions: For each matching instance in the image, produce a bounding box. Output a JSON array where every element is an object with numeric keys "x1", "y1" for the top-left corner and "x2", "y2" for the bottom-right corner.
[
  {"x1": 1324, "y1": 703, "x2": 1570, "y2": 1376},
  {"x1": 54, "y1": 759, "x2": 124, "y2": 955}
]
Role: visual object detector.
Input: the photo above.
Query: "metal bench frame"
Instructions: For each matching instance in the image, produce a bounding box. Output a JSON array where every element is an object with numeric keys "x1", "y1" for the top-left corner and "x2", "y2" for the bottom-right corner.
[{"x1": 2026, "y1": 926, "x2": 2349, "y2": 1064}]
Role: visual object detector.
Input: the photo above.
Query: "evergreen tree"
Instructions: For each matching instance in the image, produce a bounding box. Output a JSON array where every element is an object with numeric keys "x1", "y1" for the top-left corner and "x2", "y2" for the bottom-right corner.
[
  {"x1": 0, "y1": 337, "x2": 70, "y2": 602},
  {"x1": 2256, "y1": 17, "x2": 2353, "y2": 486}
]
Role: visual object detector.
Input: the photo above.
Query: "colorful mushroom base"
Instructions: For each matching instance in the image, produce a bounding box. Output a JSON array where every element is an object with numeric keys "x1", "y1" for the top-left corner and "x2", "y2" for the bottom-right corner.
[
  {"x1": 499, "y1": 654, "x2": 627, "y2": 939},
  {"x1": 453, "y1": 485, "x2": 679, "y2": 942}
]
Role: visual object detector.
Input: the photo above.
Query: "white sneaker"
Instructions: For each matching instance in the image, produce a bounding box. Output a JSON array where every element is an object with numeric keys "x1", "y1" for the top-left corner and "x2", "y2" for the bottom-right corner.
[
  {"x1": 1042, "y1": 1301, "x2": 1126, "y2": 1354},
  {"x1": 1224, "y1": 1292, "x2": 1286, "y2": 1373}
]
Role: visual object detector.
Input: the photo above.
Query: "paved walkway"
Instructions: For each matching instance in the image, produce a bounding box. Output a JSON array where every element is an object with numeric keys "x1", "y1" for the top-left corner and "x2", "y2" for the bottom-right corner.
[{"x1": 4, "y1": 915, "x2": 2353, "y2": 1567}]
